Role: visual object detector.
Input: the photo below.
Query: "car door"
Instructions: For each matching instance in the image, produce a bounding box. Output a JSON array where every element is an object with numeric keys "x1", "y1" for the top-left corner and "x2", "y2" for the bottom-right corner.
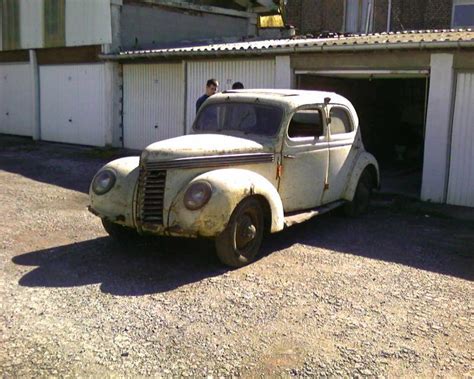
[
  {"x1": 278, "y1": 107, "x2": 329, "y2": 212},
  {"x1": 322, "y1": 105, "x2": 358, "y2": 203}
]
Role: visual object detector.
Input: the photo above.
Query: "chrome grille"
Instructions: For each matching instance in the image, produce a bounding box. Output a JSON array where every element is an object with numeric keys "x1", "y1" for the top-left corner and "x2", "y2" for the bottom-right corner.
[{"x1": 138, "y1": 167, "x2": 166, "y2": 225}]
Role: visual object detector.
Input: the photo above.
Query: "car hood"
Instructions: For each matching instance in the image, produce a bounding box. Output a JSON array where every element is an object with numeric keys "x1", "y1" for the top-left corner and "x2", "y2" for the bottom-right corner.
[{"x1": 142, "y1": 134, "x2": 271, "y2": 161}]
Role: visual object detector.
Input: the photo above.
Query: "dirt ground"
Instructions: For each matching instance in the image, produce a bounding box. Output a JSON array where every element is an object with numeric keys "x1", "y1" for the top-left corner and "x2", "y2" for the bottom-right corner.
[{"x1": 0, "y1": 135, "x2": 473, "y2": 377}]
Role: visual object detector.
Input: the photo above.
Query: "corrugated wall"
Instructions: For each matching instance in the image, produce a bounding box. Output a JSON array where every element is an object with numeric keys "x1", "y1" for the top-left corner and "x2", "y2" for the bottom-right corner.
[
  {"x1": 123, "y1": 63, "x2": 185, "y2": 150},
  {"x1": 40, "y1": 64, "x2": 107, "y2": 146},
  {"x1": 0, "y1": 63, "x2": 34, "y2": 136},
  {"x1": 186, "y1": 59, "x2": 275, "y2": 132},
  {"x1": 447, "y1": 72, "x2": 474, "y2": 207}
]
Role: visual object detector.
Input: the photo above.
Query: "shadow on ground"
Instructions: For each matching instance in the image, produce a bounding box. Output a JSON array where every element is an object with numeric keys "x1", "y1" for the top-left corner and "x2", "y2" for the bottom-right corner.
[
  {"x1": 13, "y1": 236, "x2": 227, "y2": 296},
  {"x1": 13, "y1": 210, "x2": 474, "y2": 296},
  {"x1": 0, "y1": 135, "x2": 135, "y2": 193}
]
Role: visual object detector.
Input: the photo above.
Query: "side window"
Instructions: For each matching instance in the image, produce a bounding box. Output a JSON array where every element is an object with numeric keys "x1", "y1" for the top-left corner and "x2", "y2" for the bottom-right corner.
[
  {"x1": 330, "y1": 107, "x2": 353, "y2": 135},
  {"x1": 288, "y1": 109, "x2": 323, "y2": 138}
]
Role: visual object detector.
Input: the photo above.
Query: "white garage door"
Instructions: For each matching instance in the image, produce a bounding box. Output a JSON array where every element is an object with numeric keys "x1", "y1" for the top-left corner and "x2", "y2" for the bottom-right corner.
[
  {"x1": 123, "y1": 63, "x2": 185, "y2": 150},
  {"x1": 186, "y1": 59, "x2": 275, "y2": 132},
  {"x1": 0, "y1": 63, "x2": 34, "y2": 137},
  {"x1": 40, "y1": 64, "x2": 107, "y2": 146},
  {"x1": 447, "y1": 72, "x2": 474, "y2": 207}
]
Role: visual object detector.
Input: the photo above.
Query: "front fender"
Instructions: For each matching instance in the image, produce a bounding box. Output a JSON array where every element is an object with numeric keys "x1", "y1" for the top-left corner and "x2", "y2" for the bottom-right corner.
[
  {"x1": 167, "y1": 168, "x2": 285, "y2": 237},
  {"x1": 89, "y1": 156, "x2": 140, "y2": 227},
  {"x1": 343, "y1": 152, "x2": 380, "y2": 201}
]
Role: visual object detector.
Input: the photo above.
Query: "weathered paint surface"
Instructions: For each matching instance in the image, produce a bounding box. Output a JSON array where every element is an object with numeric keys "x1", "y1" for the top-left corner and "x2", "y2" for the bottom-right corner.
[
  {"x1": 166, "y1": 169, "x2": 284, "y2": 237},
  {"x1": 89, "y1": 90, "x2": 379, "y2": 239},
  {"x1": 89, "y1": 156, "x2": 140, "y2": 228}
]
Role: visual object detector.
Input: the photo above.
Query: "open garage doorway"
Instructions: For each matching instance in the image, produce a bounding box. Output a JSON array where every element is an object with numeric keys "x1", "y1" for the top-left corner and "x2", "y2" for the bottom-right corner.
[{"x1": 297, "y1": 72, "x2": 429, "y2": 198}]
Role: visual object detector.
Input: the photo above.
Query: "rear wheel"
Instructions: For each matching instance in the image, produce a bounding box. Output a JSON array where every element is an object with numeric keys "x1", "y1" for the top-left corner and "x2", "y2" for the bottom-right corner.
[
  {"x1": 344, "y1": 171, "x2": 372, "y2": 217},
  {"x1": 101, "y1": 219, "x2": 139, "y2": 243},
  {"x1": 215, "y1": 197, "x2": 264, "y2": 268}
]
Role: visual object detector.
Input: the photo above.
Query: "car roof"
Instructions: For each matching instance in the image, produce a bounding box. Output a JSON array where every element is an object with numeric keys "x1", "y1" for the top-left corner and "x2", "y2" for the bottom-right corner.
[{"x1": 213, "y1": 89, "x2": 354, "y2": 109}]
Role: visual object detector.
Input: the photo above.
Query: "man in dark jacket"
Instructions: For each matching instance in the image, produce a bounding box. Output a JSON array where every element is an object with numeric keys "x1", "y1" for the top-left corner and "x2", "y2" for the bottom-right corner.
[{"x1": 196, "y1": 78, "x2": 219, "y2": 113}]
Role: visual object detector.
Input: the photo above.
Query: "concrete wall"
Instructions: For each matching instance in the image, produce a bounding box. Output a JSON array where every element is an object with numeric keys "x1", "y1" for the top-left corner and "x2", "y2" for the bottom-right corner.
[
  {"x1": 292, "y1": 51, "x2": 431, "y2": 71},
  {"x1": 120, "y1": 4, "x2": 255, "y2": 50}
]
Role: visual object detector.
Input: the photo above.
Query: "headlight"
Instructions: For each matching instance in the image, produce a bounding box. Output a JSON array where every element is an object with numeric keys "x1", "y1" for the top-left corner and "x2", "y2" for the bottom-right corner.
[
  {"x1": 183, "y1": 181, "x2": 212, "y2": 210},
  {"x1": 92, "y1": 169, "x2": 116, "y2": 195}
]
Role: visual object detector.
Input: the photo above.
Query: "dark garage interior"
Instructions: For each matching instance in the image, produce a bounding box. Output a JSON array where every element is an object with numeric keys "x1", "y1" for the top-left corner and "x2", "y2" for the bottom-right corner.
[{"x1": 298, "y1": 74, "x2": 428, "y2": 197}]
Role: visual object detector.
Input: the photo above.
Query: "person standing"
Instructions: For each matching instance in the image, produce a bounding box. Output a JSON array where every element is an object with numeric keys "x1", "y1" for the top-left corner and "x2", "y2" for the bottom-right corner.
[
  {"x1": 232, "y1": 82, "x2": 244, "y2": 89},
  {"x1": 196, "y1": 79, "x2": 219, "y2": 113}
]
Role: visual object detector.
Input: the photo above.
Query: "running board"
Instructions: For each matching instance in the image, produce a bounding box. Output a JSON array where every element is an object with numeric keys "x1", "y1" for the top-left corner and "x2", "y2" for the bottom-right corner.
[{"x1": 284, "y1": 200, "x2": 346, "y2": 228}]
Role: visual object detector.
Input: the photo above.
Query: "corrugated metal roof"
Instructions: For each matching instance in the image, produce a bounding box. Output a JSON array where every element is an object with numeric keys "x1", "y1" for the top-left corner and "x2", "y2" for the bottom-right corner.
[{"x1": 110, "y1": 29, "x2": 474, "y2": 59}]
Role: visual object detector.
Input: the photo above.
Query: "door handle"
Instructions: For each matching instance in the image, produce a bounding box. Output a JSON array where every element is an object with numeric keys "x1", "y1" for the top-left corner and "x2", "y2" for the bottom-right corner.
[{"x1": 283, "y1": 154, "x2": 296, "y2": 159}]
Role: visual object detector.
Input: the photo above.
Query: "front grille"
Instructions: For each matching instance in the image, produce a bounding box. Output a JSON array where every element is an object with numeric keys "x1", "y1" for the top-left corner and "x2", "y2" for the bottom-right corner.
[{"x1": 138, "y1": 167, "x2": 166, "y2": 225}]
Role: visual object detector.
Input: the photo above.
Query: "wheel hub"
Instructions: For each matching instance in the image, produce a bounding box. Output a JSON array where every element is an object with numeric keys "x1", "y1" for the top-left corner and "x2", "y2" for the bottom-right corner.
[{"x1": 236, "y1": 215, "x2": 257, "y2": 247}]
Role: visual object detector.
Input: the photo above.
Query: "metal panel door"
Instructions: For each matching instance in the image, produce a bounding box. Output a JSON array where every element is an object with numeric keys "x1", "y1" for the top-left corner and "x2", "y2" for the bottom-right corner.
[
  {"x1": 447, "y1": 72, "x2": 474, "y2": 207},
  {"x1": 0, "y1": 63, "x2": 34, "y2": 137},
  {"x1": 123, "y1": 63, "x2": 185, "y2": 150},
  {"x1": 186, "y1": 59, "x2": 275, "y2": 132},
  {"x1": 40, "y1": 64, "x2": 107, "y2": 146}
]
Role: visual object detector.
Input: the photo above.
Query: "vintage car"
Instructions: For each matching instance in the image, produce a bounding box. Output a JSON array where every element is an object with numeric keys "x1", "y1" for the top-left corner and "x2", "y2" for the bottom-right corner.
[{"x1": 89, "y1": 90, "x2": 379, "y2": 267}]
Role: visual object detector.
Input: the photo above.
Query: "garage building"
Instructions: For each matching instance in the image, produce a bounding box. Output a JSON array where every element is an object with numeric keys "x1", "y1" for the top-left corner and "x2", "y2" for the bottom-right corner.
[{"x1": 109, "y1": 30, "x2": 474, "y2": 207}]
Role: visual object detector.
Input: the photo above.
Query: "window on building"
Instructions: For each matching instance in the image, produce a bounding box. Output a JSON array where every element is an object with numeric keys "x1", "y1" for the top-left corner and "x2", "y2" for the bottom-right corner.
[
  {"x1": 452, "y1": 0, "x2": 474, "y2": 27},
  {"x1": 44, "y1": 0, "x2": 65, "y2": 47},
  {"x1": 288, "y1": 110, "x2": 323, "y2": 139},
  {"x1": 329, "y1": 107, "x2": 353, "y2": 135},
  {"x1": 345, "y1": 0, "x2": 374, "y2": 34},
  {"x1": 2, "y1": 0, "x2": 20, "y2": 50}
]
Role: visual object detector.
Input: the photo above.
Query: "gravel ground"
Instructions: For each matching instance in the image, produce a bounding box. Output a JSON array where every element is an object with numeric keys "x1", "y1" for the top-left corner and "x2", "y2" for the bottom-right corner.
[{"x1": 0, "y1": 135, "x2": 473, "y2": 377}]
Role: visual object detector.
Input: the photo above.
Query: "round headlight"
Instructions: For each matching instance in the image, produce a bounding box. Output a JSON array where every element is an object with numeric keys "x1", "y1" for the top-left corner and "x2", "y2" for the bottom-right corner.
[
  {"x1": 183, "y1": 181, "x2": 212, "y2": 210},
  {"x1": 92, "y1": 169, "x2": 116, "y2": 195}
]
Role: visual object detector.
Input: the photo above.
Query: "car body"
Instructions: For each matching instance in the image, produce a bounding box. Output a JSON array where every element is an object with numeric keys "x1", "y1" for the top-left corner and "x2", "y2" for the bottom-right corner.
[{"x1": 89, "y1": 89, "x2": 379, "y2": 267}]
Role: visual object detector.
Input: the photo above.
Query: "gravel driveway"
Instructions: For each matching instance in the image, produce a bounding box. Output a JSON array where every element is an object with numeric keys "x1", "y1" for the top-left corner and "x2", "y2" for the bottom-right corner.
[{"x1": 0, "y1": 136, "x2": 473, "y2": 377}]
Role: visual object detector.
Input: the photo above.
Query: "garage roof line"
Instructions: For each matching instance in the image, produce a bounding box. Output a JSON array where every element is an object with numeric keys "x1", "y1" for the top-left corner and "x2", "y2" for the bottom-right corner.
[{"x1": 101, "y1": 30, "x2": 474, "y2": 60}]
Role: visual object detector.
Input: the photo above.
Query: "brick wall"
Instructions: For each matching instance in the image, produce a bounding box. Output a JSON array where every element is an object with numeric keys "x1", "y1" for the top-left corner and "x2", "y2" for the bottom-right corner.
[
  {"x1": 390, "y1": 0, "x2": 452, "y2": 31},
  {"x1": 285, "y1": 0, "x2": 453, "y2": 34},
  {"x1": 286, "y1": 0, "x2": 345, "y2": 35}
]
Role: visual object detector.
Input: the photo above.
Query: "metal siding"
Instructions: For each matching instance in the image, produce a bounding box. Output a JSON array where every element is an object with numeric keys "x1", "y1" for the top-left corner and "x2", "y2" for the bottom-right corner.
[
  {"x1": 447, "y1": 72, "x2": 474, "y2": 207},
  {"x1": 186, "y1": 59, "x2": 275, "y2": 132},
  {"x1": 123, "y1": 63, "x2": 185, "y2": 150},
  {"x1": 65, "y1": 0, "x2": 112, "y2": 47},
  {"x1": 0, "y1": 63, "x2": 34, "y2": 136},
  {"x1": 19, "y1": 0, "x2": 43, "y2": 49},
  {"x1": 40, "y1": 64, "x2": 107, "y2": 146}
]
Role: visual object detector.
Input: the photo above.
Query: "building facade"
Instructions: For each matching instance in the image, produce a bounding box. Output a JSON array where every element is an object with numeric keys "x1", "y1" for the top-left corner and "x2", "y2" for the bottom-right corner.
[{"x1": 285, "y1": 0, "x2": 473, "y2": 35}]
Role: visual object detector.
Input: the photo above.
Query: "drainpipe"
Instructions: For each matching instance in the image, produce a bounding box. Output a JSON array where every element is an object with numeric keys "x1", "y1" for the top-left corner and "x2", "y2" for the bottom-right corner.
[
  {"x1": 29, "y1": 50, "x2": 41, "y2": 141},
  {"x1": 387, "y1": 0, "x2": 392, "y2": 32}
]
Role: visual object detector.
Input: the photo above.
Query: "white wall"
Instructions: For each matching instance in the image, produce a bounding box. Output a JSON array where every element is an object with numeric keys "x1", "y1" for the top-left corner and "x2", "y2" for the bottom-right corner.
[
  {"x1": 0, "y1": 63, "x2": 34, "y2": 137},
  {"x1": 447, "y1": 72, "x2": 474, "y2": 207},
  {"x1": 40, "y1": 64, "x2": 109, "y2": 146},
  {"x1": 122, "y1": 63, "x2": 185, "y2": 150},
  {"x1": 421, "y1": 54, "x2": 454, "y2": 203}
]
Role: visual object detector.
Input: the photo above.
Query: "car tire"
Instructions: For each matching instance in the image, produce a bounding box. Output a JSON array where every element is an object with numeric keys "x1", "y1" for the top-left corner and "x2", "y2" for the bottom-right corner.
[
  {"x1": 344, "y1": 170, "x2": 372, "y2": 217},
  {"x1": 102, "y1": 219, "x2": 139, "y2": 243},
  {"x1": 215, "y1": 197, "x2": 264, "y2": 268}
]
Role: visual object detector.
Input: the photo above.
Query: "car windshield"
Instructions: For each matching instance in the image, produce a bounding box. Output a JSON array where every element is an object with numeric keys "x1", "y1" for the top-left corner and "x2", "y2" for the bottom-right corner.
[{"x1": 194, "y1": 102, "x2": 283, "y2": 136}]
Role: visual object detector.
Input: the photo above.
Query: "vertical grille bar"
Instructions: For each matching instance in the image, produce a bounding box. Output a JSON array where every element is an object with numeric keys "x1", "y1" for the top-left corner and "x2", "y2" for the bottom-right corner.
[{"x1": 138, "y1": 167, "x2": 166, "y2": 225}]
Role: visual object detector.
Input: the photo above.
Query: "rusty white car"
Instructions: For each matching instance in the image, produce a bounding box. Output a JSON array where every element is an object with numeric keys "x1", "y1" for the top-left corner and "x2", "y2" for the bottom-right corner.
[{"x1": 89, "y1": 90, "x2": 379, "y2": 267}]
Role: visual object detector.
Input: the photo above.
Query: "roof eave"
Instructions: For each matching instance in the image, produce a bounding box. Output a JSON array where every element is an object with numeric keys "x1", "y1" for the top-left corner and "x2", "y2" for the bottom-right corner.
[{"x1": 100, "y1": 40, "x2": 474, "y2": 61}]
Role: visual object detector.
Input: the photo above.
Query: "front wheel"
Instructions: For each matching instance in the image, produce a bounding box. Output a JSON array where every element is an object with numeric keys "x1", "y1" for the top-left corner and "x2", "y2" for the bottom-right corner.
[{"x1": 215, "y1": 197, "x2": 264, "y2": 268}]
